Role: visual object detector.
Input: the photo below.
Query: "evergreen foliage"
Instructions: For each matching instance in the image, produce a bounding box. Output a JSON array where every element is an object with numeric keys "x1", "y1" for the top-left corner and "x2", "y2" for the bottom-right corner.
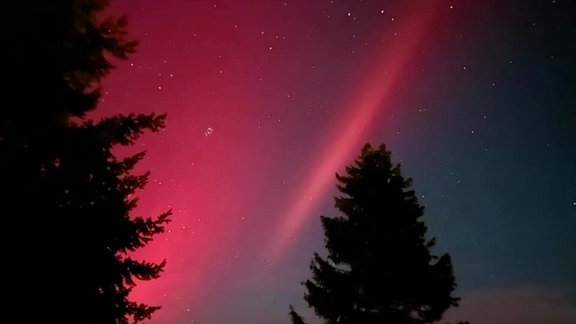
[
  {"x1": 291, "y1": 143, "x2": 460, "y2": 324},
  {"x1": 0, "y1": 1, "x2": 170, "y2": 322},
  {"x1": 289, "y1": 305, "x2": 307, "y2": 324}
]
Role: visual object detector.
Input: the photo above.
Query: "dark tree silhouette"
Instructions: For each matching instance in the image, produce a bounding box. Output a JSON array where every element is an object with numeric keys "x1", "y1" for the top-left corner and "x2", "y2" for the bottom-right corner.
[
  {"x1": 289, "y1": 305, "x2": 307, "y2": 324},
  {"x1": 1, "y1": 1, "x2": 170, "y2": 323},
  {"x1": 291, "y1": 143, "x2": 460, "y2": 324}
]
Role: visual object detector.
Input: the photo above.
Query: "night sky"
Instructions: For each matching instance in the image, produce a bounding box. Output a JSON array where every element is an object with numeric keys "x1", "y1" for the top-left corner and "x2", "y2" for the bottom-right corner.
[{"x1": 93, "y1": 1, "x2": 575, "y2": 323}]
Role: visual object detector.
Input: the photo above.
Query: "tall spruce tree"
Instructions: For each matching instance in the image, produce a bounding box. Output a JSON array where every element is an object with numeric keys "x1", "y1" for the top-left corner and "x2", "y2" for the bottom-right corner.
[
  {"x1": 1, "y1": 1, "x2": 170, "y2": 323},
  {"x1": 291, "y1": 143, "x2": 460, "y2": 324}
]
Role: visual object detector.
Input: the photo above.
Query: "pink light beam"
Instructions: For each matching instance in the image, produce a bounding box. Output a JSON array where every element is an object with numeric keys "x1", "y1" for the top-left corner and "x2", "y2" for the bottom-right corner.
[{"x1": 269, "y1": 1, "x2": 443, "y2": 262}]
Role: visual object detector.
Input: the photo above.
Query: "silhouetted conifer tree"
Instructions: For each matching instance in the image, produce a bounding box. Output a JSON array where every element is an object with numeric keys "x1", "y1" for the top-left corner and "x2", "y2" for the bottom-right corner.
[
  {"x1": 289, "y1": 305, "x2": 307, "y2": 324},
  {"x1": 291, "y1": 143, "x2": 460, "y2": 324},
  {"x1": 0, "y1": 1, "x2": 170, "y2": 323}
]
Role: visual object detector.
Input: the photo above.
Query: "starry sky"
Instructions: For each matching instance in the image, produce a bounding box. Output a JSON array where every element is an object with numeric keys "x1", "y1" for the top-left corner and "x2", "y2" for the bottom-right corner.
[{"x1": 93, "y1": 1, "x2": 575, "y2": 323}]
